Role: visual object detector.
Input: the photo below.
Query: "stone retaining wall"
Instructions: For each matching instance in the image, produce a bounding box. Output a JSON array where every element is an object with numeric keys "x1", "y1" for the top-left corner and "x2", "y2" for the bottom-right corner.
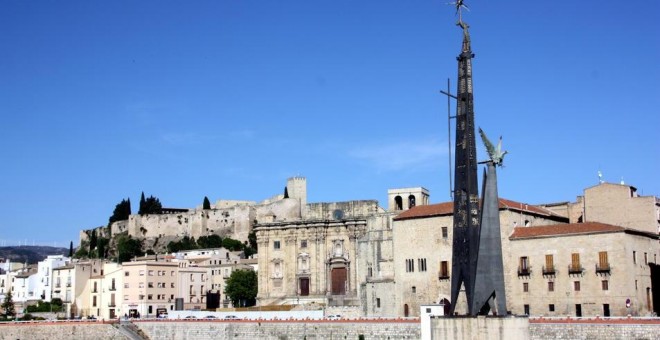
[
  {"x1": 0, "y1": 321, "x2": 124, "y2": 340},
  {"x1": 529, "y1": 317, "x2": 660, "y2": 340},
  {"x1": 136, "y1": 319, "x2": 420, "y2": 340}
]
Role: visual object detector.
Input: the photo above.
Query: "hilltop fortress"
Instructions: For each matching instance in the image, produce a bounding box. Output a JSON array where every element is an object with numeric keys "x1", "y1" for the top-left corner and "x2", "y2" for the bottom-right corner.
[{"x1": 80, "y1": 177, "x2": 383, "y2": 252}]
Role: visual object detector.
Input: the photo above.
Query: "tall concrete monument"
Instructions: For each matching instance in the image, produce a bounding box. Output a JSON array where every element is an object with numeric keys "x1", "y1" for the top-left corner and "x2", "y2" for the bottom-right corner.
[{"x1": 448, "y1": 1, "x2": 508, "y2": 316}]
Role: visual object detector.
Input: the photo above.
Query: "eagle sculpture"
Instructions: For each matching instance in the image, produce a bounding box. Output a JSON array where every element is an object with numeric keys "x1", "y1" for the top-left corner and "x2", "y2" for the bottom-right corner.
[{"x1": 478, "y1": 128, "x2": 508, "y2": 166}]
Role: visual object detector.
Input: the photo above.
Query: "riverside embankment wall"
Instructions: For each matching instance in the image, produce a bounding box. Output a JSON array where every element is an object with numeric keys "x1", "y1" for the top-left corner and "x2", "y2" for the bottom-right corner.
[{"x1": 0, "y1": 321, "x2": 124, "y2": 340}]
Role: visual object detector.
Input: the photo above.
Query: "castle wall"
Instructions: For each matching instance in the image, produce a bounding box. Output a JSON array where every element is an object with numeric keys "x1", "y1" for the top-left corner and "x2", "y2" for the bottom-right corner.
[{"x1": 306, "y1": 200, "x2": 381, "y2": 220}]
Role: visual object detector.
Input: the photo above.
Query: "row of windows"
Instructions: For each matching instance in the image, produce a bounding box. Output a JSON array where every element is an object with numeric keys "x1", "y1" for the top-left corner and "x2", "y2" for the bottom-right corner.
[
  {"x1": 127, "y1": 270, "x2": 176, "y2": 277},
  {"x1": 124, "y1": 282, "x2": 175, "y2": 289},
  {"x1": 524, "y1": 303, "x2": 611, "y2": 317},
  {"x1": 519, "y1": 252, "x2": 611, "y2": 275},
  {"x1": 522, "y1": 280, "x2": 609, "y2": 293},
  {"x1": 405, "y1": 258, "x2": 428, "y2": 272},
  {"x1": 273, "y1": 239, "x2": 309, "y2": 249}
]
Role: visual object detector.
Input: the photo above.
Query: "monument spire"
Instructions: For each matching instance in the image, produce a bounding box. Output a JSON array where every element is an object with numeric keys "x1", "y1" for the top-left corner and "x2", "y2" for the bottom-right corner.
[{"x1": 448, "y1": 0, "x2": 481, "y2": 316}]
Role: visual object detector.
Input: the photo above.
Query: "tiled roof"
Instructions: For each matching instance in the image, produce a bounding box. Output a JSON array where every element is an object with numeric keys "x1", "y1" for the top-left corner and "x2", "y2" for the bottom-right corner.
[
  {"x1": 393, "y1": 198, "x2": 563, "y2": 221},
  {"x1": 510, "y1": 222, "x2": 625, "y2": 239}
]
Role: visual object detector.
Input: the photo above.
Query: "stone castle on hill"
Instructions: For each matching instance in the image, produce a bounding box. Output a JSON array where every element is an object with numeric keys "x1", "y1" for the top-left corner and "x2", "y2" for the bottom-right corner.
[{"x1": 80, "y1": 177, "x2": 383, "y2": 252}]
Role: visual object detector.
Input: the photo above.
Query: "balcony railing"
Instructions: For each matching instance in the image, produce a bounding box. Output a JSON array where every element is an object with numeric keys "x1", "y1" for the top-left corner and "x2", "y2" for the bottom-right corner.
[
  {"x1": 108, "y1": 302, "x2": 116, "y2": 307},
  {"x1": 517, "y1": 266, "x2": 531, "y2": 277},
  {"x1": 438, "y1": 272, "x2": 450, "y2": 280},
  {"x1": 109, "y1": 286, "x2": 116, "y2": 291},
  {"x1": 596, "y1": 263, "x2": 611, "y2": 274},
  {"x1": 568, "y1": 264, "x2": 584, "y2": 275},
  {"x1": 542, "y1": 266, "x2": 556, "y2": 276}
]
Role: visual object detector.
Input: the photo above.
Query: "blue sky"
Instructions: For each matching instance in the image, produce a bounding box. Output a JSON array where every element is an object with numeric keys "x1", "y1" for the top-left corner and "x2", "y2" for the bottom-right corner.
[{"x1": 1, "y1": 1, "x2": 658, "y2": 247}]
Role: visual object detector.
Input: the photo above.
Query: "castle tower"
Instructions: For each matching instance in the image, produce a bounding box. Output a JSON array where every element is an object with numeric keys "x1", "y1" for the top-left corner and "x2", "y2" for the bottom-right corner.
[
  {"x1": 387, "y1": 187, "x2": 430, "y2": 212},
  {"x1": 449, "y1": 18, "x2": 482, "y2": 315},
  {"x1": 286, "y1": 177, "x2": 307, "y2": 217}
]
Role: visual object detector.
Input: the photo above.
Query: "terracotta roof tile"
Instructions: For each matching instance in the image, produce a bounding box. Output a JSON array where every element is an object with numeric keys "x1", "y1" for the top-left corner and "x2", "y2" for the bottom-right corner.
[
  {"x1": 510, "y1": 222, "x2": 625, "y2": 239},
  {"x1": 393, "y1": 198, "x2": 563, "y2": 221}
]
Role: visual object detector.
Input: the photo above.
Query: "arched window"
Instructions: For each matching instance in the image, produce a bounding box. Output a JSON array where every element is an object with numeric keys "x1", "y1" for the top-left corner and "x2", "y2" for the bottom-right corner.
[
  {"x1": 408, "y1": 195, "x2": 416, "y2": 208},
  {"x1": 395, "y1": 196, "x2": 403, "y2": 210}
]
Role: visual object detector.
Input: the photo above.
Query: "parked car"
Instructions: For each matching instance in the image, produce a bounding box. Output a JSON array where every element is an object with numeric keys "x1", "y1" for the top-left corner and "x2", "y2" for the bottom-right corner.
[
  {"x1": 224, "y1": 315, "x2": 239, "y2": 320},
  {"x1": 326, "y1": 314, "x2": 342, "y2": 320}
]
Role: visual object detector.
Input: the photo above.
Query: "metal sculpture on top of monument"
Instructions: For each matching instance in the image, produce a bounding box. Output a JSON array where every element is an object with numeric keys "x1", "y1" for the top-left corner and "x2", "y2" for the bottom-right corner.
[{"x1": 446, "y1": 0, "x2": 508, "y2": 316}]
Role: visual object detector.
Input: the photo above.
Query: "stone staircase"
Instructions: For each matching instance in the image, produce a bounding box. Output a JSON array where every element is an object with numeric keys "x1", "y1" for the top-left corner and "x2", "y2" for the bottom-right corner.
[{"x1": 115, "y1": 320, "x2": 150, "y2": 340}]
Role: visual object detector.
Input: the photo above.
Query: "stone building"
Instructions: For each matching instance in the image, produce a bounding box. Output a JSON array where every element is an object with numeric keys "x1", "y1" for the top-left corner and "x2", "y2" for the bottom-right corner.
[
  {"x1": 388, "y1": 199, "x2": 567, "y2": 317},
  {"x1": 508, "y1": 222, "x2": 659, "y2": 317}
]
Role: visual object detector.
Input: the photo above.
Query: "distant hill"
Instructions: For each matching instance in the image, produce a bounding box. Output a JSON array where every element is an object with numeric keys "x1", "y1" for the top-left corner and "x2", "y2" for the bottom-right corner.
[{"x1": 0, "y1": 246, "x2": 68, "y2": 264}]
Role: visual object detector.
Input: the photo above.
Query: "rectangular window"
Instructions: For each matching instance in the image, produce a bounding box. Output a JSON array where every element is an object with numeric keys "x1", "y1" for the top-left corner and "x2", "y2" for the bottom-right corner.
[
  {"x1": 147, "y1": 294, "x2": 153, "y2": 300},
  {"x1": 441, "y1": 227, "x2": 448, "y2": 238},
  {"x1": 633, "y1": 251, "x2": 637, "y2": 264},
  {"x1": 523, "y1": 282, "x2": 529, "y2": 292},
  {"x1": 602, "y1": 280, "x2": 609, "y2": 291},
  {"x1": 574, "y1": 281, "x2": 581, "y2": 291},
  {"x1": 376, "y1": 298, "x2": 381, "y2": 308},
  {"x1": 125, "y1": 271, "x2": 129, "y2": 276},
  {"x1": 124, "y1": 283, "x2": 129, "y2": 289},
  {"x1": 548, "y1": 281, "x2": 554, "y2": 292},
  {"x1": 524, "y1": 304, "x2": 530, "y2": 315},
  {"x1": 418, "y1": 258, "x2": 427, "y2": 272},
  {"x1": 570, "y1": 253, "x2": 581, "y2": 272},
  {"x1": 148, "y1": 270, "x2": 154, "y2": 276},
  {"x1": 124, "y1": 295, "x2": 128, "y2": 301},
  {"x1": 519, "y1": 256, "x2": 530, "y2": 275},
  {"x1": 644, "y1": 252, "x2": 648, "y2": 264},
  {"x1": 440, "y1": 261, "x2": 449, "y2": 279},
  {"x1": 139, "y1": 270, "x2": 145, "y2": 276},
  {"x1": 139, "y1": 282, "x2": 144, "y2": 289},
  {"x1": 301, "y1": 240, "x2": 307, "y2": 248},
  {"x1": 549, "y1": 304, "x2": 555, "y2": 312},
  {"x1": 92, "y1": 296, "x2": 97, "y2": 307},
  {"x1": 274, "y1": 241, "x2": 281, "y2": 250},
  {"x1": 148, "y1": 282, "x2": 154, "y2": 288},
  {"x1": 545, "y1": 254, "x2": 554, "y2": 273}
]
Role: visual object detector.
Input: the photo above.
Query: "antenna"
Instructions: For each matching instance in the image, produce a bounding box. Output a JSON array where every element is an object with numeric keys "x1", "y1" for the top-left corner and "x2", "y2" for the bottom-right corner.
[{"x1": 440, "y1": 78, "x2": 457, "y2": 199}]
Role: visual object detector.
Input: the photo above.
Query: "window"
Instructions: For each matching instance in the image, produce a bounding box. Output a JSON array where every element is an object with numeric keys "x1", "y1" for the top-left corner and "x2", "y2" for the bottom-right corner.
[
  {"x1": 171, "y1": 271, "x2": 175, "y2": 276},
  {"x1": 367, "y1": 266, "x2": 373, "y2": 277},
  {"x1": 418, "y1": 258, "x2": 427, "y2": 272},
  {"x1": 548, "y1": 281, "x2": 554, "y2": 292},
  {"x1": 523, "y1": 282, "x2": 529, "y2": 292},
  {"x1": 274, "y1": 241, "x2": 281, "y2": 250},
  {"x1": 395, "y1": 196, "x2": 403, "y2": 210},
  {"x1": 644, "y1": 252, "x2": 648, "y2": 264},
  {"x1": 439, "y1": 261, "x2": 450, "y2": 279},
  {"x1": 125, "y1": 271, "x2": 129, "y2": 276},
  {"x1": 574, "y1": 281, "x2": 581, "y2": 291},
  {"x1": 408, "y1": 195, "x2": 416, "y2": 208},
  {"x1": 148, "y1": 282, "x2": 154, "y2": 288},
  {"x1": 602, "y1": 280, "x2": 609, "y2": 291},
  {"x1": 549, "y1": 304, "x2": 555, "y2": 312},
  {"x1": 544, "y1": 254, "x2": 555, "y2": 274},
  {"x1": 139, "y1": 270, "x2": 145, "y2": 276},
  {"x1": 519, "y1": 256, "x2": 530, "y2": 276},
  {"x1": 376, "y1": 298, "x2": 381, "y2": 308},
  {"x1": 603, "y1": 304, "x2": 610, "y2": 317},
  {"x1": 92, "y1": 296, "x2": 97, "y2": 307},
  {"x1": 139, "y1": 282, "x2": 144, "y2": 289},
  {"x1": 570, "y1": 253, "x2": 581, "y2": 273},
  {"x1": 301, "y1": 240, "x2": 307, "y2": 248},
  {"x1": 171, "y1": 283, "x2": 175, "y2": 288},
  {"x1": 524, "y1": 304, "x2": 530, "y2": 315},
  {"x1": 124, "y1": 283, "x2": 129, "y2": 289},
  {"x1": 406, "y1": 259, "x2": 415, "y2": 273},
  {"x1": 633, "y1": 251, "x2": 637, "y2": 264},
  {"x1": 148, "y1": 294, "x2": 153, "y2": 300},
  {"x1": 148, "y1": 270, "x2": 154, "y2": 276},
  {"x1": 139, "y1": 294, "x2": 145, "y2": 300},
  {"x1": 412, "y1": 286, "x2": 416, "y2": 293},
  {"x1": 124, "y1": 295, "x2": 128, "y2": 301},
  {"x1": 441, "y1": 227, "x2": 448, "y2": 239}
]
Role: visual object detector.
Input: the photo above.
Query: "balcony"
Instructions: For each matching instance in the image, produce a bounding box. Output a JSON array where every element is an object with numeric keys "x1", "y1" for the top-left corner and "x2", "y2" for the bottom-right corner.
[
  {"x1": 438, "y1": 272, "x2": 450, "y2": 280},
  {"x1": 66, "y1": 283, "x2": 71, "y2": 287},
  {"x1": 517, "y1": 266, "x2": 531, "y2": 277},
  {"x1": 596, "y1": 263, "x2": 611, "y2": 275},
  {"x1": 108, "y1": 302, "x2": 116, "y2": 307},
  {"x1": 109, "y1": 286, "x2": 117, "y2": 291},
  {"x1": 542, "y1": 266, "x2": 556, "y2": 276},
  {"x1": 568, "y1": 264, "x2": 584, "y2": 275}
]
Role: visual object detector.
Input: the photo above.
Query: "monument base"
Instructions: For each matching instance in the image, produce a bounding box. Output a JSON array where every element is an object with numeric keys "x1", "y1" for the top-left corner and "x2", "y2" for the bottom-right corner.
[{"x1": 428, "y1": 316, "x2": 529, "y2": 340}]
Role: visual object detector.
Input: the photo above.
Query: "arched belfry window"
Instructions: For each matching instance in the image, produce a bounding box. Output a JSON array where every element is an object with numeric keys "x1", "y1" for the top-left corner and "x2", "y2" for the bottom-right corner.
[
  {"x1": 408, "y1": 195, "x2": 416, "y2": 208},
  {"x1": 395, "y1": 196, "x2": 403, "y2": 210}
]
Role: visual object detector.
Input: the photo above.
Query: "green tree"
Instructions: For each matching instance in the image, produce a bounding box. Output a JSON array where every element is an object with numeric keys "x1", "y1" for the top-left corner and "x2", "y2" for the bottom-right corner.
[
  {"x1": 224, "y1": 270, "x2": 257, "y2": 307},
  {"x1": 1, "y1": 290, "x2": 15, "y2": 318},
  {"x1": 68, "y1": 241, "x2": 73, "y2": 257},
  {"x1": 203, "y1": 196, "x2": 211, "y2": 210},
  {"x1": 222, "y1": 237, "x2": 244, "y2": 252},
  {"x1": 139, "y1": 194, "x2": 162, "y2": 215},
  {"x1": 166, "y1": 236, "x2": 198, "y2": 253},
  {"x1": 116, "y1": 234, "x2": 144, "y2": 263},
  {"x1": 97, "y1": 237, "x2": 109, "y2": 259},
  {"x1": 197, "y1": 235, "x2": 222, "y2": 248},
  {"x1": 139, "y1": 192, "x2": 146, "y2": 214},
  {"x1": 109, "y1": 198, "x2": 132, "y2": 225},
  {"x1": 89, "y1": 230, "x2": 98, "y2": 255}
]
